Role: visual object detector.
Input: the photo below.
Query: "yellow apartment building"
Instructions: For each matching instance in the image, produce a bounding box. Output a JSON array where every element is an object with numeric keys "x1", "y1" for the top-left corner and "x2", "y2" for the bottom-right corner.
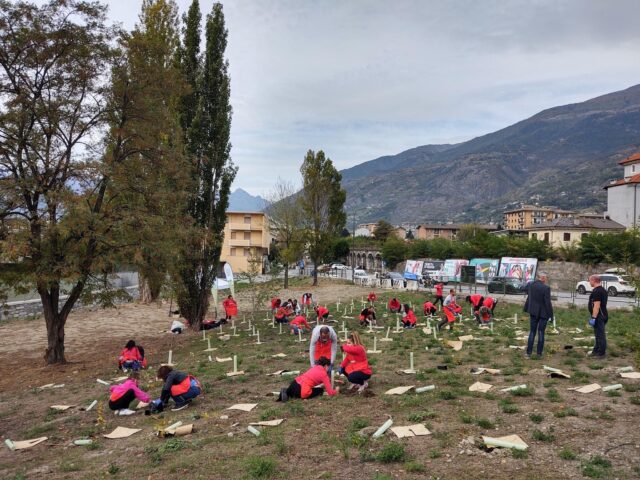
[
  {"x1": 220, "y1": 211, "x2": 271, "y2": 273},
  {"x1": 503, "y1": 205, "x2": 575, "y2": 230}
]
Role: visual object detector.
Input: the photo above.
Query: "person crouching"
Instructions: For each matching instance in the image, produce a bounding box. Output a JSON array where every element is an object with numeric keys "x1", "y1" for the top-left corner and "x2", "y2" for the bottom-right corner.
[
  {"x1": 108, "y1": 372, "x2": 150, "y2": 416},
  {"x1": 402, "y1": 304, "x2": 417, "y2": 328},
  {"x1": 340, "y1": 332, "x2": 372, "y2": 394},
  {"x1": 118, "y1": 340, "x2": 147, "y2": 372},
  {"x1": 157, "y1": 366, "x2": 202, "y2": 412},
  {"x1": 277, "y1": 357, "x2": 338, "y2": 402}
]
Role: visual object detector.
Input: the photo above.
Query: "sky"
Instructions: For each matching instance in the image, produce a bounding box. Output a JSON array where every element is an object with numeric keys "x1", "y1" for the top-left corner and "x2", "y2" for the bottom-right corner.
[{"x1": 102, "y1": 1, "x2": 640, "y2": 195}]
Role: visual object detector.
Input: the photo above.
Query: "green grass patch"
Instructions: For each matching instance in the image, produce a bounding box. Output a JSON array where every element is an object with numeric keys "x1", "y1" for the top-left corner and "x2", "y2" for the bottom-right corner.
[
  {"x1": 529, "y1": 413, "x2": 544, "y2": 423},
  {"x1": 559, "y1": 446, "x2": 577, "y2": 460},
  {"x1": 376, "y1": 442, "x2": 407, "y2": 463},
  {"x1": 546, "y1": 388, "x2": 562, "y2": 402},
  {"x1": 244, "y1": 456, "x2": 278, "y2": 479},
  {"x1": 582, "y1": 455, "x2": 612, "y2": 478},
  {"x1": 532, "y1": 429, "x2": 555, "y2": 442}
]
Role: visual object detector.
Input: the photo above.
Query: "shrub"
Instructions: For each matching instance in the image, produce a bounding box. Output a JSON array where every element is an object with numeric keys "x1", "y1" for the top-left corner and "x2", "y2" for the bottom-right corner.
[
  {"x1": 559, "y1": 447, "x2": 577, "y2": 460},
  {"x1": 376, "y1": 442, "x2": 407, "y2": 463},
  {"x1": 529, "y1": 413, "x2": 544, "y2": 423},
  {"x1": 532, "y1": 429, "x2": 555, "y2": 442},
  {"x1": 244, "y1": 456, "x2": 278, "y2": 479}
]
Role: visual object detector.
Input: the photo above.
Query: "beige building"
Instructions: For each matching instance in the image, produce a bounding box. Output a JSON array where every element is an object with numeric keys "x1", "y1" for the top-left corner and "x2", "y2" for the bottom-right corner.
[
  {"x1": 527, "y1": 216, "x2": 625, "y2": 247},
  {"x1": 503, "y1": 205, "x2": 575, "y2": 230},
  {"x1": 220, "y1": 211, "x2": 271, "y2": 273},
  {"x1": 415, "y1": 223, "x2": 498, "y2": 240}
]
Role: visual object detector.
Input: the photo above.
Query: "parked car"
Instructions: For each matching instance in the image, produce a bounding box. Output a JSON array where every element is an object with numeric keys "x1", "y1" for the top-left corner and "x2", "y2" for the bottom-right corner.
[
  {"x1": 576, "y1": 274, "x2": 636, "y2": 297},
  {"x1": 353, "y1": 269, "x2": 368, "y2": 279},
  {"x1": 487, "y1": 277, "x2": 527, "y2": 294},
  {"x1": 329, "y1": 263, "x2": 348, "y2": 270},
  {"x1": 382, "y1": 271, "x2": 407, "y2": 287}
]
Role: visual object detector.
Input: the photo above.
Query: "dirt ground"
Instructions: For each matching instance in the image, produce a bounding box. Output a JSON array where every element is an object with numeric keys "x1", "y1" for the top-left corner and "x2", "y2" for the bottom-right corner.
[{"x1": 1, "y1": 281, "x2": 639, "y2": 480}]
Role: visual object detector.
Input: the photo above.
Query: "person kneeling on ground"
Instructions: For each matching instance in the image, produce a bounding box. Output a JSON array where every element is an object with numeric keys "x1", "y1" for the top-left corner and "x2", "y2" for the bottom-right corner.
[
  {"x1": 315, "y1": 305, "x2": 330, "y2": 323},
  {"x1": 157, "y1": 366, "x2": 202, "y2": 412},
  {"x1": 290, "y1": 314, "x2": 311, "y2": 334},
  {"x1": 359, "y1": 306, "x2": 376, "y2": 327},
  {"x1": 339, "y1": 332, "x2": 372, "y2": 394},
  {"x1": 118, "y1": 340, "x2": 147, "y2": 372},
  {"x1": 477, "y1": 306, "x2": 492, "y2": 324},
  {"x1": 483, "y1": 296, "x2": 498, "y2": 315},
  {"x1": 309, "y1": 325, "x2": 337, "y2": 373},
  {"x1": 466, "y1": 294, "x2": 485, "y2": 324},
  {"x1": 423, "y1": 301, "x2": 437, "y2": 316},
  {"x1": 109, "y1": 372, "x2": 151, "y2": 416},
  {"x1": 274, "y1": 304, "x2": 289, "y2": 324},
  {"x1": 402, "y1": 304, "x2": 417, "y2": 328},
  {"x1": 388, "y1": 297, "x2": 401, "y2": 313},
  {"x1": 438, "y1": 289, "x2": 462, "y2": 331},
  {"x1": 277, "y1": 357, "x2": 338, "y2": 401}
]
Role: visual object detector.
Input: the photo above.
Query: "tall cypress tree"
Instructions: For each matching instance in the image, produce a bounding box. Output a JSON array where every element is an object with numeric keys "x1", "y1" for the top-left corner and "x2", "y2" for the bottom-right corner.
[{"x1": 176, "y1": 1, "x2": 236, "y2": 329}]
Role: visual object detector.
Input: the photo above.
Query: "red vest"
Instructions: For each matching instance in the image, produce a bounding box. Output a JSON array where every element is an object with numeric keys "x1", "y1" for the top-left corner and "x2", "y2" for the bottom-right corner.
[{"x1": 314, "y1": 340, "x2": 332, "y2": 361}]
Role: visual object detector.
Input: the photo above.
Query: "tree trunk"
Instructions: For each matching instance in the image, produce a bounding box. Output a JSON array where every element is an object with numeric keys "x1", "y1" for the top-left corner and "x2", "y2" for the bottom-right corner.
[
  {"x1": 284, "y1": 265, "x2": 289, "y2": 289},
  {"x1": 41, "y1": 292, "x2": 67, "y2": 364},
  {"x1": 312, "y1": 260, "x2": 318, "y2": 286},
  {"x1": 140, "y1": 277, "x2": 153, "y2": 304}
]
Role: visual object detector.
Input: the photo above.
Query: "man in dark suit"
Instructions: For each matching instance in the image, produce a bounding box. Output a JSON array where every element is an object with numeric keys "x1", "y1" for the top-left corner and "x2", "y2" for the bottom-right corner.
[{"x1": 522, "y1": 272, "x2": 553, "y2": 358}]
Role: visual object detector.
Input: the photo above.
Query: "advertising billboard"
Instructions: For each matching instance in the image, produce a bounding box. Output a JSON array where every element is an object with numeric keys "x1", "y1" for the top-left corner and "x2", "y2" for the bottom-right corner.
[
  {"x1": 497, "y1": 257, "x2": 538, "y2": 282},
  {"x1": 438, "y1": 259, "x2": 469, "y2": 282},
  {"x1": 404, "y1": 260, "x2": 424, "y2": 281},
  {"x1": 469, "y1": 258, "x2": 500, "y2": 284}
]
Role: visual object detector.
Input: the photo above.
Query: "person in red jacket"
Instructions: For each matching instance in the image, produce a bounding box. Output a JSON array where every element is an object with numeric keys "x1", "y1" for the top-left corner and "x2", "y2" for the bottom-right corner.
[
  {"x1": 367, "y1": 291, "x2": 377, "y2": 304},
  {"x1": 434, "y1": 282, "x2": 444, "y2": 308},
  {"x1": 271, "y1": 297, "x2": 281, "y2": 312},
  {"x1": 274, "y1": 305, "x2": 288, "y2": 324},
  {"x1": 315, "y1": 305, "x2": 330, "y2": 323},
  {"x1": 438, "y1": 289, "x2": 462, "y2": 331},
  {"x1": 223, "y1": 295, "x2": 238, "y2": 320},
  {"x1": 340, "y1": 332, "x2": 372, "y2": 393},
  {"x1": 277, "y1": 357, "x2": 338, "y2": 401},
  {"x1": 290, "y1": 314, "x2": 311, "y2": 334},
  {"x1": 483, "y1": 296, "x2": 498, "y2": 314},
  {"x1": 388, "y1": 297, "x2": 401, "y2": 313},
  {"x1": 423, "y1": 301, "x2": 437, "y2": 316},
  {"x1": 466, "y1": 294, "x2": 485, "y2": 324},
  {"x1": 402, "y1": 304, "x2": 417, "y2": 328},
  {"x1": 118, "y1": 340, "x2": 147, "y2": 372}
]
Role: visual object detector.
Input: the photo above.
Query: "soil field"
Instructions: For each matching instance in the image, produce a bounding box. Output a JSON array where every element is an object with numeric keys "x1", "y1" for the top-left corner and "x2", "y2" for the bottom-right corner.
[{"x1": 1, "y1": 279, "x2": 639, "y2": 480}]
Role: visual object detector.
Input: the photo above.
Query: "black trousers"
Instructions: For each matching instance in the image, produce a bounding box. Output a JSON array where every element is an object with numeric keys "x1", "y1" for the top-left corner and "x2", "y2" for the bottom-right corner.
[
  {"x1": 593, "y1": 318, "x2": 607, "y2": 355},
  {"x1": 437, "y1": 318, "x2": 452, "y2": 330},
  {"x1": 347, "y1": 371, "x2": 371, "y2": 385},
  {"x1": 434, "y1": 295, "x2": 444, "y2": 306},
  {"x1": 108, "y1": 389, "x2": 136, "y2": 410},
  {"x1": 286, "y1": 380, "x2": 323, "y2": 399}
]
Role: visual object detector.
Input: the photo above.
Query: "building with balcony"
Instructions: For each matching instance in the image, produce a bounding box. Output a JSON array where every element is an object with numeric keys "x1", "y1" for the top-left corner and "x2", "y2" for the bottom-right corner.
[
  {"x1": 503, "y1": 205, "x2": 575, "y2": 230},
  {"x1": 415, "y1": 223, "x2": 498, "y2": 240},
  {"x1": 220, "y1": 211, "x2": 271, "y2": 273}
]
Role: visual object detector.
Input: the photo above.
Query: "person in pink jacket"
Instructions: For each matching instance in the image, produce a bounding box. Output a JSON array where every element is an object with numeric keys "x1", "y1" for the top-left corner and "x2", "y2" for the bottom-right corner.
[
  {"x1": 108, "y1": 372, "x2": 151, "y2": 415},
  {"x1": 277, "y1": 357, "x2": 338, "y2": 401}
]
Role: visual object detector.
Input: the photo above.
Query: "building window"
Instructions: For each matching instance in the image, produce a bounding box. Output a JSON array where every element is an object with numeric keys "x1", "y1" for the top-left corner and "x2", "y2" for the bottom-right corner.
[
  {"x1": 230, "y1": 247, "x2": 236, "y2": 256},
  {"x1": 243, "y1": 231, "x2": 251, "y2": 240},
  {"x1": 531, "y1": 233, "x2": 537, "y2": 240},
  {"x1": 230, "y1": 231, "x2": 236, "y2": 240},
  {"x1": 243, "y1": 248, "x2": 250, "y2": 257},
  {"x1": 563, "y1": 232, "x2": 571, "y2": 241},
  {"x1": 581, "y1": 233, "x2": 588, "y2": 239},
  {"x1": 244, "y1": 215, "x2": 251, "y2": 224},
  {"x1": 634, "y1": 165, "x2": 636, "y2": 172},
  {"x1": 544, "y1": 233, "x2": 549, "y2": 243}
]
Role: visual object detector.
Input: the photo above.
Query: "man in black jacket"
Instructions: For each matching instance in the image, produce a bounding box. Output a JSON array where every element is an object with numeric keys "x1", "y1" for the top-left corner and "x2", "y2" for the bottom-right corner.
[
  {"x1": 522, "y1": 271, "x2": 553, "y2": 358},
  {"x1": 588, "y1": 275, "x2": 608, "y2": 358}
]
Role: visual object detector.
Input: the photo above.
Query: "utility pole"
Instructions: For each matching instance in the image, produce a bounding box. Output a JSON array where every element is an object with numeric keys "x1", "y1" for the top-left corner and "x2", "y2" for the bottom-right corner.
[{"x1": 351, "y1": 213, "x2": 356, "y2": 282}]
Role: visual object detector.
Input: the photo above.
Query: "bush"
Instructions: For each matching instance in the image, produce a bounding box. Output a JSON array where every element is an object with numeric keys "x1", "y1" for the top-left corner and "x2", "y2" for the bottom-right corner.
[
  {"x1": 376, "y1": 442, "x2": 407, "y2": 463},
  {"x1": 529, "y1": 413, "x2": 544, "y2": 423},
  {"x1": 532, "y1": 429, "x2": 555, "y2": 442},
  {"x1": 244, "y1": 456, "x2": 278, "y2": 479},
  {"x1": 559, "y1": 446, "x2": 577, "y2": 460},
  {"x1": 582, "y1": 455, "x2": 612, "y2": 478}
]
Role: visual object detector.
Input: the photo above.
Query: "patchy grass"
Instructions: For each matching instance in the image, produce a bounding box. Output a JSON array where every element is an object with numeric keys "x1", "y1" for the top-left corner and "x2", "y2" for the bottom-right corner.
[
  {"x1": 582, "y1": 455, "x2": 612, "y2": 478},
  {"x1": 376, "y1": 442, "x2": 407, "y2": 463}
]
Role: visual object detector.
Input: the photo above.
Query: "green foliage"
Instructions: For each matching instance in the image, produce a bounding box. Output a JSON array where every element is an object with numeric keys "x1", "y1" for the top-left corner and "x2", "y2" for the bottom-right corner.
[
  {"x1": 546, "y1": 388, "x2": 563, "y2": 402},
  {"x1": 404, "y1": 461, "x2": 425, "y2": 472},
  {"x1": 558, "y1": 446, "x2": 577, "y2": 460},
  {"x1": 512, "y1": 449, "x2": 528, "y2": 459},
  {"x1": 374, "y1": 220, "x2": 396, "y2": 242},
  {"x1": 175, "y1": 0, "x2": 237, "y2": 328},
  {"x1": 330, "y1": 238, "x2": 350, "y2": 262},
  {"x1": 529, "y1": 413, "x2": 544, "y2": 423},
  {"x1": 582, "y1": 455, "x2": 612, "y2": 478},
  {"x1": 475, "y1": 417, "x2": 495, "y2": 429},
  {"x1": 381, "y1": 238, "x2": 408, "y2": 268},
  {"x1": 376, "y1": 442, "x2": 407, "y2": 463},
  {"x1": 300, "y1": 149, "x2": 346, "y2": 285},
  {"x1": 532, "y1": 429, "x2": 555, "y2": 442},
  {"x1": 244, "y1": 456, "x2": 278, "y2": 479}
]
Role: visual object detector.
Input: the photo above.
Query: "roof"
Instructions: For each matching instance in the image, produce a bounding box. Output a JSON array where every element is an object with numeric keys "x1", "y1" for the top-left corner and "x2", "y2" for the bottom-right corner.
[
  {"x1": 503, "y1": 205, "x2": 557, "y2": 214},
  {"x1": 527, "y1": 217, "x2": 625, "y2": 231},
  {"x1": 618, "y1": 152, "x2": 640, "y2": 166},
  {"x1": 603, "y1": 173, "x2": 640, "y2": 189},
  {"x1": 416, "y1": 223, "x2": 498, "y2": 231}
]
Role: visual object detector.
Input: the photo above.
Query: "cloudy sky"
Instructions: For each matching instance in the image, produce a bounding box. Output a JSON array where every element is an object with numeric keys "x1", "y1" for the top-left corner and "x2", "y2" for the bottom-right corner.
[{"x1": 104, "y1": 0, "x2": 640, "y2": 196}]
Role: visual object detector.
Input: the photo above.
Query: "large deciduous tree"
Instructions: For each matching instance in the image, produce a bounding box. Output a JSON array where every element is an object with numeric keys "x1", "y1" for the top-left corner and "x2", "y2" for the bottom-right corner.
[
  {"x1": 0, "y1": 0, "x2": 116, "y2": 364},
  {"x1": 266, "y1": 178, "x2": 305, "y2": 289},
  {"x1": 175, "y1": 1, "x2": 236, "y2": 330},
  {"x1": 300, "y1": 150, "x2": 346, "y2": 286}
]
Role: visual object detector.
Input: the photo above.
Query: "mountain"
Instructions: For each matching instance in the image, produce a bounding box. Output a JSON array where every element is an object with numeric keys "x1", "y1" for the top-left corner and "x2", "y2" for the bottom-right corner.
[
  {"x1": 342, "y1": 84, "x2": 640, "y2": 223},
  {"x1": 228, "y1": 188, "x2": 266, "y2": 212}
]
